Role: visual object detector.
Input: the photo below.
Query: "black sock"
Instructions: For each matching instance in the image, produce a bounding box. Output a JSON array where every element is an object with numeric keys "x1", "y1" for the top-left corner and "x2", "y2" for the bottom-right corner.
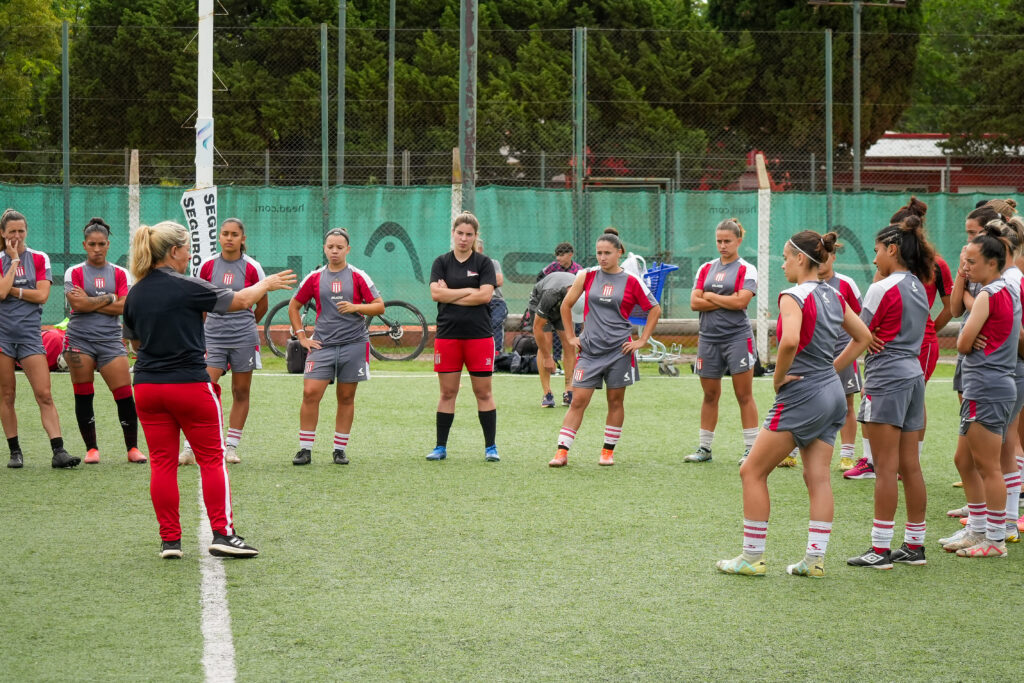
[
  {"x1": 478, "y1": 409, "x2": 497, "y2": 448},
  {"x1": 74, "y1": 392, "x2": 98, "y2": 450},
  {"x1": 115, "y1": 396, "x2": 138, "y2": 449},
  {"x1": 603, "y1": 443, "x2": 616, "y2": 451},
  {"x1": 50, "y1": 437, "x2": 64, "y2": 452},
  {"x1": 436, "y1": 411, "x2": 454, "y2": 448},
  {"x1": 7, "y1": 436, "x2": 19, "y2": 454}
]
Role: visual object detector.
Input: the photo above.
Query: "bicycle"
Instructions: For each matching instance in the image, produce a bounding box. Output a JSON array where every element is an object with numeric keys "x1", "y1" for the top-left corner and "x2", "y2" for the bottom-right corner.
[{"x1": 262, "y1": 298, "x2": 429, "y2": 362}]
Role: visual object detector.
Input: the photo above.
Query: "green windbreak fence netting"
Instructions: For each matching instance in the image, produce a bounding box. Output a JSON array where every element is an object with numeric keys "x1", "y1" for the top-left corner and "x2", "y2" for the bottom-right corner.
[{"x1": 4, "y1": 184, "x2": 992, "y2": 327}]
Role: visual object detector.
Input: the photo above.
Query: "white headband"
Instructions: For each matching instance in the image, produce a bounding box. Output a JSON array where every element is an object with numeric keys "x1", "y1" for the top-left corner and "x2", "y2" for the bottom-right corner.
[{"x1": 787, "y1": 239, "x2": 821, "y2": 265}]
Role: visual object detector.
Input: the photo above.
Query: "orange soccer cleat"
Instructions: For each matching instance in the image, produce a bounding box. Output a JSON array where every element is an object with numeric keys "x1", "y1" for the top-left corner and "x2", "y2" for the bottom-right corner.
[
  {"x1": 599, "y1": 449, "x2": 615, "y2": 466},
  {"x1": 126, "y1": 448, "x2": 148, "y2": 464},
  {"x1": 84, "y1": 448, "x2": 100, "y2": 464},
  {"x1": 549, "y1": 449, "x2": 568, "y2": 468}
]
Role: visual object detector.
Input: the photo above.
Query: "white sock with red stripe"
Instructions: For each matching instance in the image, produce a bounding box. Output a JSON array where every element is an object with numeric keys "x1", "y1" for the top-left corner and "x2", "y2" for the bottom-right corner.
[
  {"x1": 334, "y1": 432, "x2": 350, "y2": 453},
  {"x1": 698, "y1": 429, "x2": 714, "y2": 450},
  {"x1": 557, "y1": 427, "x2": 576, "y2": 451},
  {"x1": 1017, "y1": 455, "x2": 1024, "y2": 476},
  {"x1": 603, "y1": 425, "x2": 621, "y2": 451},
  {"x1": 862, "y1": 439, "x2": 873, "y2": 465},
  {"x1": 840, "y1": 443, "x2": 855, "y2": 460},
  {"x1": 741, "y1": 428, "x2": 758, "y2": 449},
  {"x1": 987, "y1": 509, "x2": 1007, "y2": 542},
  {"x1": 226, "y1": 428, "x2": 243, "y2": 449},
  {"x1": 298, "y1": 430, "x2": 315, "y2": 451},
  {"x1": 1005, "y1": 471, "x2": 1022, "y2": 520},
  {"x1": 904, "y1": 521, "x2": 926, "y2": 549},
  {"x1": 742, "y1": 519, "x2": 768, "y2": 558},
  {"x1": 806, "y1": 520, "x2": 831, "y2": 557},
  {"x1": 870, "y1": 519, "x2": 894, "y2": 552},
  {"x1": 967, "y1": 502, "x2": 986, "y2": 533}
]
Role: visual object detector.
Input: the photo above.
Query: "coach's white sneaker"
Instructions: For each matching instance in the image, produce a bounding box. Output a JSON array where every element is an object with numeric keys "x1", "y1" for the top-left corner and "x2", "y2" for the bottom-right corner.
[
  {"x1": 224, "y1": 445, "x2": 241, "y2": 464},
  {"x1": 179, "y1": 446, "x2": 196, "y2": 466}
]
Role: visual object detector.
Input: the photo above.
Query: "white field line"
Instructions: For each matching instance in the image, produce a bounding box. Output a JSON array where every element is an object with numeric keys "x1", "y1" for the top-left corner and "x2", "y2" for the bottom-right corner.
[{"x1": 196, "y1": 488, "x2": 236, "y2": 683}]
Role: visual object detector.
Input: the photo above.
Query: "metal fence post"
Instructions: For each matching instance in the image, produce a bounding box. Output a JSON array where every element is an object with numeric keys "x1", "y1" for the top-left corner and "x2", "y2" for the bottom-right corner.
[
  {"x1": 458, "y1": 0, "x2": 477, "y2": 212},
  {"x1": 321, "y1": 23, "x2": 329, "y2": 233},
  {"x1": 852, "y1": 0, "x2": 861, "y2": 192},
  {"x1": 825, "y1": 29, "x2": 833, "y2": 230},
  {"x1": 62, "y1": 20, "x2": 70, "y2": 238},
  {"x1": 540, "y1": 150, "x2": 546, "y2": 188},
  {"x1": 337, "y1": 1, "x2": 345, "y2": 185},
  {"x1": 572, "y1": 27, "x2": 587, "y2": 252},
  {"x1": 386, "y1": 0, "x2": 396, "y2": 186}
]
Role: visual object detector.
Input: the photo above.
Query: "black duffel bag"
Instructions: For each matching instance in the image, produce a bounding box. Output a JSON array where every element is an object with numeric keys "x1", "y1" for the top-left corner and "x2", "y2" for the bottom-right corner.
[{"x1": 286, "y1": 338, "x2": 308, "y2": 374}]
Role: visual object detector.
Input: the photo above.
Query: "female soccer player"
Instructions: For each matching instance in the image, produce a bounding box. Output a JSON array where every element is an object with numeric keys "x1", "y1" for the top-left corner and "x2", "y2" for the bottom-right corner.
[
  {"x1": 0, "y1": 209, "x2": 78, "y2": 469},
  {"x1": 816, "y1": 245, "x2": 864, "y2": 473},
  {"x1": 715, "y1": 231, "x2": 871, "y2": 577},
  {"x1": 63, "y1": 217, "x2": 145, "y2": 465},
  {"x1": 847, "y1": 202, "x2": 953, "y2": 480},
  {"x1": 686, "y1": 218, "x2": 759, "y2": 464},
  {"x1": 942, "y1": 225, "x2": 1022, "y2": 558},
  {"x1": 180, "y1": 218, "x2": 268, "y2": 465},
  {"x1": 847, "y1": 220, "x2": 933, "y2": 570},
  {"x1": 549, "y1": 228, "x2": 660, "y2": 467},
  {"x1": 427, "y1": 212, "x2": 500, "y2": 462},
  {"x1": 290, "y1": 228, "x2": 384, "y2": 466},
  {"x1": 123, "y1": 221, "x2": 295, "y2": 559}
]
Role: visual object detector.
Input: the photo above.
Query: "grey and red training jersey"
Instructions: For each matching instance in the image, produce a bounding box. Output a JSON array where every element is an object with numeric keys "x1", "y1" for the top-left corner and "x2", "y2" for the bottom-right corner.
[
  {"x1": 0, "y1": 248, "x2": 51, "y2": 343},
  {"x1": 777, "y1": 280, "x2": 847, "y2": 380},
  {"x1": 859, "y1": 271, "x2": 929, "y2": 392},
  {"x1": 64, "y1": 261, "x2": 131, "y2": 341},
  {"x1": 294, "y1": 264, "x2": 380, "y2": 347},
  {"x1": 822, "y1": 271, "x2": 861, "y2": 355},
  {"x1": 693, "y1": 257, "x2": 757, "y2": 343},
  {"x1": 199, "y1": 254, "x2": 266, "y2": 347},
  {"x1": 962, "y1": 277, "x2": 1021, "y2": 402},
  {"x1": 1000, "y1": 265, "x2": 1024, "y2": 381},
  {"x1": 578, "y1": 267, "x2": 657, "y2": 356}
]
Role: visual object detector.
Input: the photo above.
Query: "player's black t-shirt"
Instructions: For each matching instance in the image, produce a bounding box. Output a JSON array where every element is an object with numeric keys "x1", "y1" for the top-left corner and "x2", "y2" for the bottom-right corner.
[
  {"x1": 123, "y1": 267, "x2": 233, "y2": 384},
  {"x1": 430, "y1": 251, "x2": 497, "y2": 340}
]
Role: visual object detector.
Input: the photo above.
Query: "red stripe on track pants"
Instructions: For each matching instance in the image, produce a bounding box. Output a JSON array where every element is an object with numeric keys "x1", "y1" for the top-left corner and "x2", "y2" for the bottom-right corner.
[{"x1": 135, "y1": 382, "x2": 234, "y2": 541}]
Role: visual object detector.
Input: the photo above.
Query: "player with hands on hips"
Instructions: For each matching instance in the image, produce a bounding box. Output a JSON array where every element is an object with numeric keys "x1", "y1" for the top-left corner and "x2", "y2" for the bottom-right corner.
[{"x1": 549, "y1": 227, "x2": 660, "y2": 468}]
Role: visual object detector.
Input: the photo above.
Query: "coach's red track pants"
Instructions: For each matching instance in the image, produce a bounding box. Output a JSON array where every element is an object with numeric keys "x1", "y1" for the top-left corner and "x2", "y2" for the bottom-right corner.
[{"x1": 135, "y1": 382, "x2": 234, "y2": 541}]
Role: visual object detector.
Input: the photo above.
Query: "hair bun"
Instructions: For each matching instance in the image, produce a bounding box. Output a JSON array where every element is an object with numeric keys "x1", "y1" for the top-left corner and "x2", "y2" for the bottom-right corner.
[
  {"x1": 820, "y1": 231, "x2": 839, "y2": 254},
  {"x1": 900, "y1": 215, "x2": 922, "y2": 231},
  {"x1": 603, "y1": 226, "x2": 620, "y2": 236}
]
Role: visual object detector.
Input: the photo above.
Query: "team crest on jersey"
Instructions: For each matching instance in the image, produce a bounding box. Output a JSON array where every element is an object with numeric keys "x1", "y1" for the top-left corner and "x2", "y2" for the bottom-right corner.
[
  {"x1": 15, "y1": 265, "x2": 25, "y2": 278},
  {"x1": 93, "y1": 276, "x2": 106, "y2": 290},
  {"x1": 222, "y1": 273, "x2": 234, "y2": 285},
  {"x1": 602, "y1": 284, "x2": 614, "y2": 297},
  {"x1": 573, "y1": 367, "x2": 584, "y2": 382},
  {"x1": 331, "y1": 280, "x2": 343, "y2": 294},
  {"x1": 696, "y1": 358, "x2": 703, "y2": 371},
  {"x1": 305, "y1": 360, "x2": 315, "y2": 373},
  {"x1": 467, "y1": 270, "x2": 478, "y2": 277},
  {"x1": 714, "y1": 272, "x2": 726, "y2": 282}
]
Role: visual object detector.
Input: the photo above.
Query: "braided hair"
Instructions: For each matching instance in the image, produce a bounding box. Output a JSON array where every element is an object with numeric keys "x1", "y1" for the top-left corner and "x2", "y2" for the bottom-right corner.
[{"x1": 874, "y1": 214, "x2": 936, "y2": 284}]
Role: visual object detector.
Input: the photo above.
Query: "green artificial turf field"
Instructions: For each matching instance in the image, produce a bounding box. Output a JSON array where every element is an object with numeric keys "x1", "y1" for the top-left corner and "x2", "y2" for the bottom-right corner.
[{"x1": 1, "y1": 358, "x2": 1020, "y2": 681}]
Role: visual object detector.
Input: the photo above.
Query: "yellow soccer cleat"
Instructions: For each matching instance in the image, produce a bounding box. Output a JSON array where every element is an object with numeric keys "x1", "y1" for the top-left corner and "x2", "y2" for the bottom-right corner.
[{"x1": 715, "y1": 554, "x2": 766, "y2": 576}]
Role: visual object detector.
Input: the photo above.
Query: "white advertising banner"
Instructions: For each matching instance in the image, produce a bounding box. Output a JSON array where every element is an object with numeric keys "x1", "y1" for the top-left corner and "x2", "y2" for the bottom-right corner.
[{"x1": 180, "y1": 186, "x2": 218, "y2": 277}]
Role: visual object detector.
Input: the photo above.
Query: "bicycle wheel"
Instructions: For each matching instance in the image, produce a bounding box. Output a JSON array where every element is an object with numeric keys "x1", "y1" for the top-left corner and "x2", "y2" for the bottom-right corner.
[
  {"x1": 263, "y1": 299, "x2": 314, "y2": 358},
  {"x1": 365, "y1": 300, "x2": 429, "y2": 361}
]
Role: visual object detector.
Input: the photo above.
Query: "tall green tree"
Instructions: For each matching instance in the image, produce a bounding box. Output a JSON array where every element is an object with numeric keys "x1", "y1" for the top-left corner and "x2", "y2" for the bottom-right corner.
[{"x1": 708, "y1": 0, "x2": 924, "y2": 178}]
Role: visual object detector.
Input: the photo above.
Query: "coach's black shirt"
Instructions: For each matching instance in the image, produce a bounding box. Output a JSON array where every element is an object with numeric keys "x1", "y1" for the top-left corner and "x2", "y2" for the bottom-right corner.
[
  {"x1": 123, "y1": 266, "x2": 233, "y2": 384},
  {"x1": 430, "y1": 251, "x2": 497, "y2": 340}
]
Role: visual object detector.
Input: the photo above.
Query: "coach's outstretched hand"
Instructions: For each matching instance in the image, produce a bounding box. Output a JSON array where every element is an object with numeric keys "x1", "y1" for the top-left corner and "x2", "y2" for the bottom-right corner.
[{"x1": 265, "y1": 269, "x2": 297, "y2": 291}]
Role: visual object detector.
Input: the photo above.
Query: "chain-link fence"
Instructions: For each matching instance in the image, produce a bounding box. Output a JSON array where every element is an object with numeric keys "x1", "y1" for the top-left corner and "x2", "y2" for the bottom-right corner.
[{"x1": 3, "y1": 22, "x2": 1022, "y2": 192}]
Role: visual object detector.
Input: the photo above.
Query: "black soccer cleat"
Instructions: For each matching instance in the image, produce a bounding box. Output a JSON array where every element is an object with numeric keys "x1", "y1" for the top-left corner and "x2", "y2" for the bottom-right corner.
[
  {"x1": 208, "y1": 532, "x2": 259, "y2": 558},
  {"x1": 160, "y1": 540, "x2": 183, "y2": 559},
  {"x1": 846, "y1": 547, "x2": 893, "y2": 570},
  {"x1": 292, "y1": 448, "x2": 311, "y2": 466},
  {"x1": 890, "y1": 542, "x2": 926, "y2": 566},
  {"x1": 51, "y1": 448, "x2": 81, "y2": 469},
  {"x1": 332, "y1": 449, "x2": 349, "y2": 465},
  {"x1": 7, "y1": 449, "x2": 23, "y2": 468}
]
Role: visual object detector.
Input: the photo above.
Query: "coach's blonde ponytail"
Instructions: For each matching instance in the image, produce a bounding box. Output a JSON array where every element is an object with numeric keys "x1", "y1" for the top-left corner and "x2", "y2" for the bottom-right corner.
[{"x1": 130, "y1": 221, "x2": 189, "y2": 281}]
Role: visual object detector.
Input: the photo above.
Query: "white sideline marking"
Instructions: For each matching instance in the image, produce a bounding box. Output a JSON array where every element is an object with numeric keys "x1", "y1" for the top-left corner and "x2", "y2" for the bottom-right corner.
[{"x1": 197, "y1": 487, "x2": 237, "y2": 683}]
